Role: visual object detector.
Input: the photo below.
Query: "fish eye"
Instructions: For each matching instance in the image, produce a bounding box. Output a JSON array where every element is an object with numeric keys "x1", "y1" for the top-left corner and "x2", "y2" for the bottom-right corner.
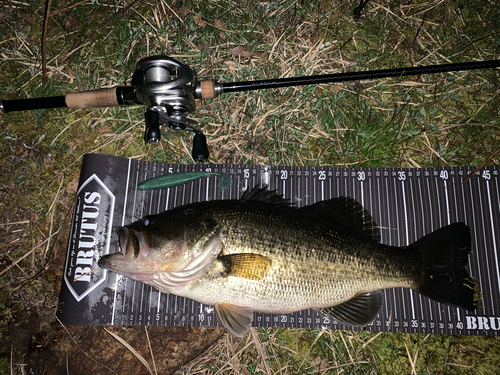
[{"x1": 143, "y1": 217, "x2": 151, "y2": 226}]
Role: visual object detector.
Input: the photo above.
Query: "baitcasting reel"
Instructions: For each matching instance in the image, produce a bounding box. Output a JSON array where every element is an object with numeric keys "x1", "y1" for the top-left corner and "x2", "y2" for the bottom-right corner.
[{"x1": 131, "y1": 56, "x2": 213, "y2": 161}]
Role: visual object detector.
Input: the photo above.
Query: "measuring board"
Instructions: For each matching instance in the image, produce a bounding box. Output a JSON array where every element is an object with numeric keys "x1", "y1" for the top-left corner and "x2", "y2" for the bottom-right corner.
[{"x1": 58, "y1": 154, "x2": 500, "y2": 336}]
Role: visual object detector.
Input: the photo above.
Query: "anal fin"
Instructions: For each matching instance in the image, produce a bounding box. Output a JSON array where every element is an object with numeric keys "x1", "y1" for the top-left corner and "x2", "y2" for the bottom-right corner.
[
  {"x1": 314, "y1": 291, "x2": 383, "y2": 326},
  {"x1": 215, "y1": 304, "x2": 253, "y2": 338}
]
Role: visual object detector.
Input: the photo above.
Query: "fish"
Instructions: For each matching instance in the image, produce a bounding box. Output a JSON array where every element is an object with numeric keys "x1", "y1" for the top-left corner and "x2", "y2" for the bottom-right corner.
[
  {"x1": 138, "y1": 171, "x2": 232, "y2": 191},
  {"x1": 98, "y1": 186, "x2": 478, "y2": 337}
]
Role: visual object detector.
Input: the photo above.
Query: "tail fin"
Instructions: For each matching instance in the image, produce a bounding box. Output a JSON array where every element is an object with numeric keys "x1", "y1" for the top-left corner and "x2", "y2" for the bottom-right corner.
[{"x1": 410, "y1": 223, "x2": 477, "y2": 310}]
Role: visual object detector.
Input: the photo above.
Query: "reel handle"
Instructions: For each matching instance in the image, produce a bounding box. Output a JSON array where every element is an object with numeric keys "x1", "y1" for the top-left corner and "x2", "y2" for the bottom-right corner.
[{"x1": 192, "y1": 133, "x2": 209, "y2": 162}]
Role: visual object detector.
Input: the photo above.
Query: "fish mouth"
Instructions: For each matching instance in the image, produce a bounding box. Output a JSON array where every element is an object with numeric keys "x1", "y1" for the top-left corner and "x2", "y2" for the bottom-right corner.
[
  {"x1": 118, "y1": 227, "x2": 150, "y2": 259},
  {"x1": 98, "y1": 226, "x2": 152, "y2": 275}
]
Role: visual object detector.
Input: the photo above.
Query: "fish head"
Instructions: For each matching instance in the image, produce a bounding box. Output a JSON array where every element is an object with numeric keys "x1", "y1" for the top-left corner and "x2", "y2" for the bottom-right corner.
[{"x1": 98, "y1": 208, "x2": 221, "y2": 282}]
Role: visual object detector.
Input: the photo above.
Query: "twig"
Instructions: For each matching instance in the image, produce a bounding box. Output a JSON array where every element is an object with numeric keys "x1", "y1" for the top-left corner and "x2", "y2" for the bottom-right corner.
[
  {"x1": 0, "y1": 221, "x2": 30, "y2": 226},
  {"x1": 250, "y1": 328, "x2": 271, "y2": 375},
  {"x1": 41, "y1": 0, "x2": 53, "y2": 82},
  {"x1": 404, "y1": 340, "x2": 418, "y2": 375},
  {"x1": 73, "y1": 267, "x2": 100, "y2": 281},
  {"x1": 9, "y1": 262, "x2": 49, "y2": 295},
  {"x1": 104, "y1": 328, "x2": 154, "y2": 375},
  {"x1": 462, "y1": 148, "x2": 500, "y2": 184},
  {"x1": 45, "y1": 175, "x2": 64, "y2": 258},
  {"x1": 144, "y1": 327, "x2": 158, "y2": 375},
  {"x1": 0, "y1": 228, "x2": 61, "y2": 278},
  {"x1": 51, "y1": 0, "x2": 88, "y2": 16}
]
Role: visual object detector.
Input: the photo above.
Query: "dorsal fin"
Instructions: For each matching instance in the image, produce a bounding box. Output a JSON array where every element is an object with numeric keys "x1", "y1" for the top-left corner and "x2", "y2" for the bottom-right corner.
[
  {"x1": 240, "y1": 186, "x2": 292, "y2": 206},
  {"x1": 303, "y1": 197, "x2": 380, "y2": 242}
]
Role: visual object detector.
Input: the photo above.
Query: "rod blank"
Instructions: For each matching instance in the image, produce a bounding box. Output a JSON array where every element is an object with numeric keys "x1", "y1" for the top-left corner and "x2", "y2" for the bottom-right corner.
[{"x1": 220, "y1": 60, "x2": 500, "y2": 94}]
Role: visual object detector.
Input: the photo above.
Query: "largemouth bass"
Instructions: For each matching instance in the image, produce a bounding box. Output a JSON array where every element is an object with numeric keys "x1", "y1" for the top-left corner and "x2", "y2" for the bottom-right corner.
[{"x1": 99, "y1": 187, "x2": 477, "y2": 337}]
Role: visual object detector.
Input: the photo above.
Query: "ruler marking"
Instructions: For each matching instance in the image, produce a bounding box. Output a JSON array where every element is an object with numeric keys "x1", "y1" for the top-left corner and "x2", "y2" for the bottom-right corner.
[
  {"x1": 121, "y1": 158, "x2": 132, "y2": 225},
  {"x1": 401, "y1": 177, "x2": 409, "y2": 245},
  {"x1": 435, "y1": 177, "x2": 443, "y2": 225},
  {"x1": 146, "y1": 169, "x2": 154, "y2": 316},
  {"x1": 165, "y1": 293, "x2": 170, "y2": 324},
  {"x1": 377, "y1": 176, "x2": 390, "y2": 325},
  {"x1": 444, "y1": 178, "x2": 451, "y2": 224},
  {"x1": 383, "y1": 177, "x2": 395, "y2": 326},
  {"x1": 368, "y1": 172, "x2": 380, "y2": 328},
  {"x1": 148, "y1": 171, "x2": 153, "y2": 215},
  {"x1": 390, "y1": 178, "x2": 406, "y2": 326},
  {"x1": 417, "y1": 176, "x2": 433, "y2": 322},
  {"x1": 297, "y1": 177, "x2": 301, "y2": 208},
  {"x1": 477, "y1": 178, "x2": 495, "y2": 315},
  {"x1": 131, "y1": 280, "x2": 136, "y2": 314},
  {"x1": 111, "y1": 158, "x2": 132, "y2": 325},
  {"x1": 426, "y1": 177, "x2": 444, "y2": 322},
  {"x1": 360, "y1": 179, "x2": 364, "y2": 207},
  {"x1": 459, "y1": 167, "x2": 476, "y2": 334},
  {"x1": 486, "y1": 179, "x2": 500, "y2": 314},
  {"x1": 306, "y1": 174, "x2": 309, "y2": 206},
  {"x1": 148, "y1": 285, "x2": 153, "y2": 319},
  {"x1": 468, "y1": 172, "x2": 484, "y2": 316},
  {"x1": 442, "y1": 177, "x2": 456, "y2": 325},
  {"x1": 329, "y1": 170, "x2": 332, "y2": 200},
  {"x1": 410, "y1": 179, "x2": 424, "y2": 323},
  {"x1": 426, "y1": 178, "x2": 434, "y2": 229},
  {"x1": 313, "y1": 171, "x2": 317, "y2": 203},
  {"x1": 206, "y1": 177, "x2": 210, "y2": 201},
  {"x1": 165, "y1": 188, "x2": 170, "y2": 211},
  {"x1": 122, "y1": 278, "x2": 128, "y2": 314},
  {"x1": 140, "y1": 283, "x2": 144, "y2": 314},
  {"x1": 157, "y1": 186, "x2": 162, "y2": 213},
  {"x1": 452, "y1": 172, "x2": 463, "y2": 327},
  {"x1": 131, "y1": 169, "x2": 139, "y2": 222}
]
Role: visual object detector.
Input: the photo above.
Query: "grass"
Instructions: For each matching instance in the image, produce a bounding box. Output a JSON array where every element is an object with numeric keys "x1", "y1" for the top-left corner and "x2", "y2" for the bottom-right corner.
[
  {"x1": 1, "y1": 0, "x2": 499, "y2": 374},
  {"x1": 177, "y1": 328, "x2": 500, "y2": 374}
]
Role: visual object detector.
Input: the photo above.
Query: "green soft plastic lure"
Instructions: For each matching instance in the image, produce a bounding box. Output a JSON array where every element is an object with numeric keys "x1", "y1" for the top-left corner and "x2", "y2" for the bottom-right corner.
[{"x1": 138, "y1": 171, "x2": 233, "y2": 191}]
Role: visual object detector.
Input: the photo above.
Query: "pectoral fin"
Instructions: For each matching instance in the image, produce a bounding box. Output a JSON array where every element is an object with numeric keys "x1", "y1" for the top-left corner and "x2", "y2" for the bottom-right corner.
[
  {"x1": 314, "y1": 291, "x2": 383, "y2": 326},
  {"x1": 219, "y1": 253, "x2": 272, "y2": 280},
  {"x1": 215, "y1": 304, "x2": 253, "y2": 338}
]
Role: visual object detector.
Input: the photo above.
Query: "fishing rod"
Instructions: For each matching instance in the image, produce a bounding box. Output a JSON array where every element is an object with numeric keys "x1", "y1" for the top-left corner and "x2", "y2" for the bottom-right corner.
[{"x1": 1, "y1": 56, "x2": 499, "y2": 161}]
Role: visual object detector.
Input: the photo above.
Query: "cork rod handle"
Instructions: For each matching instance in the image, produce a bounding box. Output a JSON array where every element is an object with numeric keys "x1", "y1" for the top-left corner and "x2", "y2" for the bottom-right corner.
[{"x1": 65, "y1": 88, "x2": 120, "y2": 108}]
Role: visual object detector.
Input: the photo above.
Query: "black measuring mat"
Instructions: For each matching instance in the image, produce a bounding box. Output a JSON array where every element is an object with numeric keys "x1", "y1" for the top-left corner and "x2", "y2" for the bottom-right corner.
[{"x1": 58, "y1": 154, "x2": 500, "y2": 336}]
